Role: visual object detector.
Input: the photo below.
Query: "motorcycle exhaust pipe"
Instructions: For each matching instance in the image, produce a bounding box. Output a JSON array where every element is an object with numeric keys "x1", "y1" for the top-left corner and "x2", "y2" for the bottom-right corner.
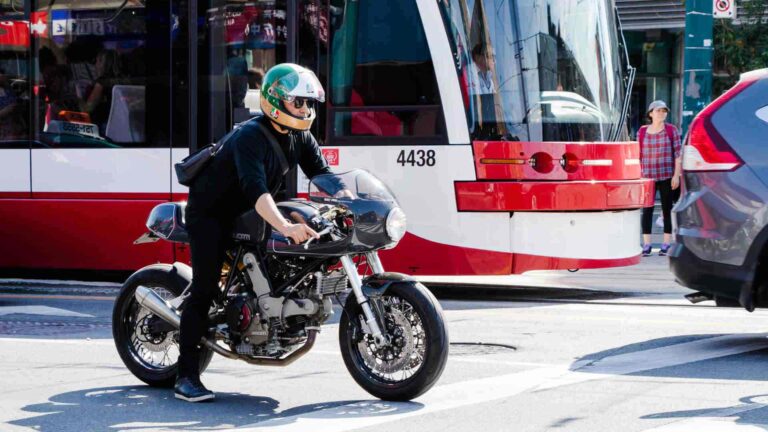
[
  {"x1": 133, "y1": 285, "x2": 317, "y2": 366},
  {"x1": 134, "y1": 286, "x2": 181, "y2": 328}
]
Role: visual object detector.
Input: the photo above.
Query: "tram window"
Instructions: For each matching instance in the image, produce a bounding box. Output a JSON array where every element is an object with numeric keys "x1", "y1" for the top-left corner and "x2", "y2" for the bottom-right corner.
[
  {"x1": 0, "y1": 18, "x2": 29, "y2": 147},
  {"x1": 438, "y1": 0, "x2": 625, "y2": 143},
  {"x1": 0, "y1": 0, "x2": 24, "y2": 18},
  {"x1": 329, "y1": 0, "x2": 439, "y2": 107},
  {"x1": 332, "y1": 108, "x2": 444, "y2": 139},
  {"x1": 31, "y1": 2, "x2": 168, "y2": 149},
  {"x1": 328, "y1": 0, "x2": 444, "y2": 143}
]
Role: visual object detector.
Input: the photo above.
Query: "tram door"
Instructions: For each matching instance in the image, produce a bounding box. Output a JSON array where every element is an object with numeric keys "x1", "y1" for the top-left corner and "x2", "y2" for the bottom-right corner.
[{"x1": 196, "y1": 0, "x2": 287, "y2": 145}]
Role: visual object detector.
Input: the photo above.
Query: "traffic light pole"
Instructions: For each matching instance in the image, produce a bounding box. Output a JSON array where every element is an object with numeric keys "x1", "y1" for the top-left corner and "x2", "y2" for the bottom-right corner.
[{"x1": 681, "y1": 0, "x2": 714, "y2": 136}]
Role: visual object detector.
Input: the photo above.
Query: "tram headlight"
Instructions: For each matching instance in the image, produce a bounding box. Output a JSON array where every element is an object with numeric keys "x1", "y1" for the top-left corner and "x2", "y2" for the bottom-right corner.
[{"x1": 385, "y1": 207, "x2": 407, "y2": 243}]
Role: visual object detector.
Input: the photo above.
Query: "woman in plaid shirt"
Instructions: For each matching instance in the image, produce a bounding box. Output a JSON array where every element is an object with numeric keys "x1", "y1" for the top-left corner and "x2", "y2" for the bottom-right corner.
[{"x1": 639, "y1": 100, "x2": 682, "y2": 257}]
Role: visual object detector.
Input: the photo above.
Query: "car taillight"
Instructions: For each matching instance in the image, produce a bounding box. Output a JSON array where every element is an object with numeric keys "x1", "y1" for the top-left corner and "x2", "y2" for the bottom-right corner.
[{"x1": 683, "y1": 79, "x2": 755, "y2": 172}]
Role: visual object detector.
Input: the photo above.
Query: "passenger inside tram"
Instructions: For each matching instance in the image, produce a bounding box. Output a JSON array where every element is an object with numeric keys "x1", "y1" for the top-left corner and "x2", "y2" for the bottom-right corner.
[
  {"x1": 37, "y1": 34, "x2": 146, "y2": 147},
  {"x1": 82, "y1": 49, "x2": 124, "y2": 134},
  {"x1": 40, "y1": 63, "x2": 80, "y2": 124}
]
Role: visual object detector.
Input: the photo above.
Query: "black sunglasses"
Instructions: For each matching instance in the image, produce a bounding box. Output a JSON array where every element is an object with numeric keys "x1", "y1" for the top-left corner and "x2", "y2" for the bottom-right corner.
[{"x1": 292, "y1": 97, "x2": 315, "y2": 109}]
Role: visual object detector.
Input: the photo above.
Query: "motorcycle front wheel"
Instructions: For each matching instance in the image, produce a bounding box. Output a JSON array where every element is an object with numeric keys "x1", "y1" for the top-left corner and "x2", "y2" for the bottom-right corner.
[
  {"x1": 112, "y1": 264, "x2": 213, "y2": 388},
  {"x1": 339, "y1": 282, "x2": 448, "y2": 401}
]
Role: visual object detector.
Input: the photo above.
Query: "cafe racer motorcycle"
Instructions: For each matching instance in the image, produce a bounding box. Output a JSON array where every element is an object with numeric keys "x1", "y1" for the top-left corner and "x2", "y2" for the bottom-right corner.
[{"x1": 112, "y1": 170, "x2": 449, "y2": 401}]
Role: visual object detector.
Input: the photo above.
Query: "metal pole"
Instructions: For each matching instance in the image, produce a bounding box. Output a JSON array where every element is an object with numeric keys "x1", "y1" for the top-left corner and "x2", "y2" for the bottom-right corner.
[{"x1": 681, "y1": 0, "x2": 714, "y2": 137}]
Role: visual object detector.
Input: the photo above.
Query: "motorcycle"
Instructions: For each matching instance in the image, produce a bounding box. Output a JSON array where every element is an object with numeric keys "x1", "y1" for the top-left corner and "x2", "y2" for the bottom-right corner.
[{"x1": 112, "y1": 169, "x2": 449, "y2": 401}]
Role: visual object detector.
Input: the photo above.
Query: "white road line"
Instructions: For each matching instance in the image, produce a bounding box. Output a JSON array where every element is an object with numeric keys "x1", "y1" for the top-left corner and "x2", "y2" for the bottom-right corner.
[
  {"x1": 0, "y1": 305, "x2": 94, "y2": 318},
  {"x1": 234, "y1": 333, "x2": 768, "y2": 432}
]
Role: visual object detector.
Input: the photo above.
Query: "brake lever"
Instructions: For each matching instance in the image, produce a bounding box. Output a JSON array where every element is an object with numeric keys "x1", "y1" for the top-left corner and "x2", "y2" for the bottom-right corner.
[{"x1": 303, "y1": 226, "x2": 333, "y2": 250}]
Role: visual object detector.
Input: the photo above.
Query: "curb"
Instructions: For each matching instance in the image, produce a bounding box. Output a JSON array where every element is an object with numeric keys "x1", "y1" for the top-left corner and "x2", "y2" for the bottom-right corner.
[{"x1": 0, "y1": 279, "x2": 121, "y2": 297}]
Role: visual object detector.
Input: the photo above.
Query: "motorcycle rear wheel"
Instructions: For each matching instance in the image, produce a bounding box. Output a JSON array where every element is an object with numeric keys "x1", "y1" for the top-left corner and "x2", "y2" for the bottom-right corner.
[
  {"x1": 112, "y1": 264, "x2": 213, "y2": 388},
  {"x1": 339, "y1": 282, "x2": 448, "y2": 401}
]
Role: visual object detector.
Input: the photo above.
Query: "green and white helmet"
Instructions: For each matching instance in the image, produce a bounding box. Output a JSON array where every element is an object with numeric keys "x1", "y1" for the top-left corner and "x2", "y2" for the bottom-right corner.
[{"x1": 260, "y1": 63, "x2": 325, "y2": 131}]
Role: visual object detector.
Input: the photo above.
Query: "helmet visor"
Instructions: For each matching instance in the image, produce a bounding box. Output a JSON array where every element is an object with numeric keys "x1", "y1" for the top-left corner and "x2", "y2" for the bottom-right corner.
[{"x1": 273, "y1": 68, "x2": 326, "y2": 103}]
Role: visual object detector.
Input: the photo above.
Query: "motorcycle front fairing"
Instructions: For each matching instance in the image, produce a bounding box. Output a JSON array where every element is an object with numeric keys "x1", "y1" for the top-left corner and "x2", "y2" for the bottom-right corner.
[{"x1": 269, "y1": 170, "x2": 404, "y2": 255}]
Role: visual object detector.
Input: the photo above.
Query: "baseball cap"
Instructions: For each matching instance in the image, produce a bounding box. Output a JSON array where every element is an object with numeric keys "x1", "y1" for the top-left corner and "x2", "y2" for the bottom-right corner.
[{"x1": 647, "y1": 100, "x2": 669, "y2": 112}]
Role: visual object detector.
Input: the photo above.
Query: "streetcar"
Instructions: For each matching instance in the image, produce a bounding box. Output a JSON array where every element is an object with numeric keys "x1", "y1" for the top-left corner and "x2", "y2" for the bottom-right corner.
[{"x1": 0, "y1": 0, "x2": 651, "y2": 275}]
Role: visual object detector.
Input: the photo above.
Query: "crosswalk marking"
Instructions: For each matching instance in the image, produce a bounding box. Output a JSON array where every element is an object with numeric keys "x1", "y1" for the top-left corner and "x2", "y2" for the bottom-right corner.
[{"x1": 235, "y1": 333, "x2": 768, "y2": 432}]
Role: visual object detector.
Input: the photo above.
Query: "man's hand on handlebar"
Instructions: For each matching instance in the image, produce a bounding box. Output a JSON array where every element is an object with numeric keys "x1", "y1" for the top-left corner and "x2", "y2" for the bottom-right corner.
[
  {"x1": 280, "y1": 223, "x2": 319, "y2": 244},
  {"x1": 333, "y1": 189, "x2": 355, "y2": 199}
]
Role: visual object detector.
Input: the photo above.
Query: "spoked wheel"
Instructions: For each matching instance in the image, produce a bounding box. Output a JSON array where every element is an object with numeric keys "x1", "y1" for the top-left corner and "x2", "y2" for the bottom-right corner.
[
  {"x1": 112, "y1": 264, "x2": 213, "y2": 388},
  {"x1": 339, "y1": 282, "x2": 448, "y2": 401}
]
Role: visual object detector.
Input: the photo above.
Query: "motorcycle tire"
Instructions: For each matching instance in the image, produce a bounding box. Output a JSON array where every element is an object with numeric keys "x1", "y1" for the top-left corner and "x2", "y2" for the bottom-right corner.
[
  {"x1": 339, "y1": 282, "x2": 448, "y2": 401},
  {"x1": 112, "y1": 264, "x2": 213, "y2": 388}
]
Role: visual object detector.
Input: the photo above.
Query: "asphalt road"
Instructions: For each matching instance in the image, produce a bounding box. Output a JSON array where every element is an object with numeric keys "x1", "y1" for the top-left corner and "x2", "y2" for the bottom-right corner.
[{"x1": 2, "y1": 267, "x2": 768, "y2": 432}]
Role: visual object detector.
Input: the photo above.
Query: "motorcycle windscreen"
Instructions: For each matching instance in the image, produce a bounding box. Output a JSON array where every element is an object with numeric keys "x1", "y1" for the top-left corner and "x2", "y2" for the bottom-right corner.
[{"x1": 308, "y1": 169, "x2": 399, "y2": 205}]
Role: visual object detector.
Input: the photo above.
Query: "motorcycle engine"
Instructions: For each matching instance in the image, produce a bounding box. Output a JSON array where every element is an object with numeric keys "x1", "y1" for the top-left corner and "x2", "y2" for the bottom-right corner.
[{"x1": 225, "y1": 293, "x2": 269, "y2": 355}]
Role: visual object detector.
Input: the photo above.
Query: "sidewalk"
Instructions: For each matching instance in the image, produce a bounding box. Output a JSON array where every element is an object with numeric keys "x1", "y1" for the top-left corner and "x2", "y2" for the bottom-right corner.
[
  {"x1": 0, "y1": 279, "x2": 120, "y2": 297},
  {"x1": 0, "y1": 253, "x2": 687, "y2": 301},
  {"x1": 418, "y1": 253, "x2": 690, "y2": 302}
]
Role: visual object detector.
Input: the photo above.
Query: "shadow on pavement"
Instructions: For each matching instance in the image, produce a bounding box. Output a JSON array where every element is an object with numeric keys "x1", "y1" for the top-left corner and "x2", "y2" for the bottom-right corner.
[
  {"x1": 572, "y1": 333, "x2": 768, "y2": 380},
  {"x1": 564, "y1": 334, "x2": 768, "y2": 429},
  {"x1": 641, "y1": 394, "x2": 768, "y2": 431},
  {"x1": 9, "y1": 385, "x2": 423, "y2": 432},
  {"x1": 427, "y1": 285, "x2": 629, "y2": 310}
]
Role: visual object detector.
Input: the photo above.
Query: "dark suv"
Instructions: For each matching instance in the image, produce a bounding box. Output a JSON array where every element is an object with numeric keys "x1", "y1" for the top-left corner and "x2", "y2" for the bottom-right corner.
[{"x1": 670, "y1": 68, "x2": 768, "y2": 311}]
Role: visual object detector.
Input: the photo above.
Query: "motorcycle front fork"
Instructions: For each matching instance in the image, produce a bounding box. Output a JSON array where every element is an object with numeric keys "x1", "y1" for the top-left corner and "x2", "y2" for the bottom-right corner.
[{"x1": 340, "y1": 253, "x2": 388, "y2": 347}]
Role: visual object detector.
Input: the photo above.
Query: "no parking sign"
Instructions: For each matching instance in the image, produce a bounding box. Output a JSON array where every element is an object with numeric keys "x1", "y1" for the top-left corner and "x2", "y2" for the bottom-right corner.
[{"x1": 713, "y1": 0, "x2": 735, "y2": 18}]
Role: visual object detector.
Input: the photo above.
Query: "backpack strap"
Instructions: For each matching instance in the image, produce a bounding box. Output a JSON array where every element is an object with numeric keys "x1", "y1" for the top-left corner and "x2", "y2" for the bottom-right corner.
[
  {"x1": 254, "y1": 121, "x2": 289, "y2": 176},
  {"x1": 638, "y1": 125, "x2": 648, "y2": 153},
  {"x1": 663, "y1": 123, "x2": 677, "y2": 156}
]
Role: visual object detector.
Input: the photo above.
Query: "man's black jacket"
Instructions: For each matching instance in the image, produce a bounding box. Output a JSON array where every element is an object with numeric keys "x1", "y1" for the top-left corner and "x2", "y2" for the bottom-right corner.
[{"x1": 186, "y1": 116, "x2": 331, "y2": 225}]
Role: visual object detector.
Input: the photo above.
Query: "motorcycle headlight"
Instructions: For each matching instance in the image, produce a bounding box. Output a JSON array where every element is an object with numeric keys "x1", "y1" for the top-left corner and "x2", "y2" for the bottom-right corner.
[{"x1": 385, "y1": 207, "x2": 407, "y2": 243}]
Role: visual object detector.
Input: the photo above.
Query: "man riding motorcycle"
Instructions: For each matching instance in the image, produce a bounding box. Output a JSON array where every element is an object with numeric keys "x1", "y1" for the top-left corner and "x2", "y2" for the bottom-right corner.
[{"x1": 176, "y1": 63, "x2": 330, "y2": 402}]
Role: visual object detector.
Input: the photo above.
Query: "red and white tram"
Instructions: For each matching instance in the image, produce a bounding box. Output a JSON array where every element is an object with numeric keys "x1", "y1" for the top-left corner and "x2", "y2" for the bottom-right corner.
[{"x1": 0, "y1": 0, "x2": 652, "y2": 275}]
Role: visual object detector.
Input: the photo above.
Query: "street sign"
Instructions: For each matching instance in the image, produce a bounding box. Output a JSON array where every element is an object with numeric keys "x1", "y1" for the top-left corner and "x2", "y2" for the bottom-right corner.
[{"x1": 713, "y1": 0, "x2": 735, "y2": 18}]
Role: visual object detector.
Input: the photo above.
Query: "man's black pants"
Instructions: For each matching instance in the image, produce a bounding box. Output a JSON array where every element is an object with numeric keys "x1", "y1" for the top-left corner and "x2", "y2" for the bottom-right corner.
[{"x1": 177, "y1": 216, "x2": 231, "y2": 379}]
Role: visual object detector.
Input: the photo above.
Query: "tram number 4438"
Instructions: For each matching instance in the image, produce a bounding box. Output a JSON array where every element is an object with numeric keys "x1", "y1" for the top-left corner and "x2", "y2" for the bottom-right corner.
[{"x1": 396, "y1": 149, "x2": 436, "y2": 167}]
